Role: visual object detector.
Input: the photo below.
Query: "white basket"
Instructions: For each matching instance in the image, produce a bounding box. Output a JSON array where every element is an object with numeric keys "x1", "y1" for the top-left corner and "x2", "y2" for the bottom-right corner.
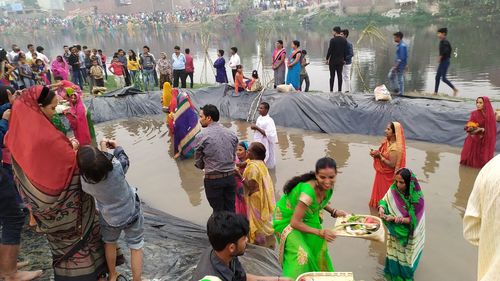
[{"x1": 296, "y1": 271, "x2": 355, "y2": 281}]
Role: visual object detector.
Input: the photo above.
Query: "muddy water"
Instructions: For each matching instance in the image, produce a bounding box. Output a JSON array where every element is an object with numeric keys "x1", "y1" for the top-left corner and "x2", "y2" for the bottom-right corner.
[{"x1": 94, "y1": 116, "x2": 478, "y2": 281}]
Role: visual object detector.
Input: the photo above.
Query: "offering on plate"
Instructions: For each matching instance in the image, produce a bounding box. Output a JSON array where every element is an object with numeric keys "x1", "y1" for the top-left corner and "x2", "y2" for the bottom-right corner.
[{"x1": 333, "y1": 214, "x2": 385, "y2": 242}]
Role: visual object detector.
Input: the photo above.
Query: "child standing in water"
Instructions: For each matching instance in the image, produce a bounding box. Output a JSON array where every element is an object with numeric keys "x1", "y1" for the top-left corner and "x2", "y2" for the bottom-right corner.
[{"x1": 77, "y1": 138, "x2": 144, "y2": 281}]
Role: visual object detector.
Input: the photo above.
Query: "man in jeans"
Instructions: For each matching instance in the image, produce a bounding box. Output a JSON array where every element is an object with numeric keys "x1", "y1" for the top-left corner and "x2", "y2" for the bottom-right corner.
[
  {"x1": 389, "y1": 31, "x2": 408, "y2": 95},
  {"x1": 68, "y1": 47, "x2": 83, "y2": 89},
  {"x1": 195, "y1": 104, "x2": 238, "y2": 213},
  {"x1": 140, "y1": 46, "x2": 156, "y2": 92},
  {"x1": 172, "y1": 46, "x2": 187, "y2": 88},
  {"x1": 434, "y1": 27, "x2": 458, "y2": 96}
]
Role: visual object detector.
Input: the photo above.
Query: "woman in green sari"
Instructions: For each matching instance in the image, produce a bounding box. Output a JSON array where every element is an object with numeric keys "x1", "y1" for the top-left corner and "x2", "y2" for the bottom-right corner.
[
  {"x1": 273, "y1": 157, "x2": 347, "y2": 279},
  {"x1": 378, "y1": 168, "x2": 425, "y2": 281}
]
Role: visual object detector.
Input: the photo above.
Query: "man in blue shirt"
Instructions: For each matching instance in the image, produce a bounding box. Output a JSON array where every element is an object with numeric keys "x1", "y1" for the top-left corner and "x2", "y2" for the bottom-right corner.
[
  {"x1": 389, "y1": 31, "x2": 408, "y2": 95},
  {"x1": 172, "y1": 46, "x2": 187, "y2": 88}
]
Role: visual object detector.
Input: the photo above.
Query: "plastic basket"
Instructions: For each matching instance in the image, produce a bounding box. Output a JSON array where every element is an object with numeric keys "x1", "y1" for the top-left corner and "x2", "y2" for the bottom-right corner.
[{"x1": 296, "y1": 271, "x2": 355, "y2": 281}]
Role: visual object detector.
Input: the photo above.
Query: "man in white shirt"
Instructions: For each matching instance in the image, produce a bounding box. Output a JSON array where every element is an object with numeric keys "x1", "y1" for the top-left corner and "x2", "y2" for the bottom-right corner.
[
  {"x1": 171, "y1": 46, "x2": 187, "y2": 88},
  {"x1": 36, "y1": 46, "x2": 51, "y2": 82},
  {"x1": 463, "y1": 154, "x2": 500, "y2": 281},
  {"x1": 24, "y1": 44, "x2": 38, "y2": 64},
  {"x1": 228, "y1": 47, "x2": 240, "y2": 83},
  {"x1": 251, "y1": 102, "x2": 277, "y2": 169},
  {"x1": 7, "y1": 44, "x2": 20, "y2": 64}
]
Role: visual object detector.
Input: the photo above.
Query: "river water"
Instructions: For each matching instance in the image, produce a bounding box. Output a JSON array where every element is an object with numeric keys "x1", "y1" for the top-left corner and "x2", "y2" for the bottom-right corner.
[
  {"x1": 94, "y1": 116, "x2": 479, "y2": 281},
  {"x1": 3, "y1": 21, "x2": 500, "y2": 100}
]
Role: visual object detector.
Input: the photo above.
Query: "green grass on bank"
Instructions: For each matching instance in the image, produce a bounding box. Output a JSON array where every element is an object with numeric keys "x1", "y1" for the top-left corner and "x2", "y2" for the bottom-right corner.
[{"x1": 80, "y1": 76, "x2": 213, "y2": 96}]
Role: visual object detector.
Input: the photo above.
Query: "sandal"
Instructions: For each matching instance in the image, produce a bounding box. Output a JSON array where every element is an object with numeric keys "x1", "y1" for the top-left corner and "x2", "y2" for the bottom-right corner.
[{"x1": 116, "y1": 274, "x2": 128, "y2": 281}]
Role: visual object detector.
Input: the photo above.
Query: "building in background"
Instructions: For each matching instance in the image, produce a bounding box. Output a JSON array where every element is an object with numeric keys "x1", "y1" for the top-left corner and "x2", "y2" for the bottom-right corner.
[{"x1": 38, "y1": 0, "x2": 64, "y2": 11}]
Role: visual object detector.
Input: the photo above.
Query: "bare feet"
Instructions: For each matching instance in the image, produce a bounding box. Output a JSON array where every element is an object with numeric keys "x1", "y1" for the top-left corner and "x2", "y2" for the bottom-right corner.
[
  {"x1": 432, "y1": 92, "x2": 438, "y2": 95},
  {"x1": 16, "y1": 261, "x2": 29, "y2": 269},
  {"x1": 3, "y1": 270, "x2": 43, "y2": 281},
  {"x1": 453, "y1": 88, "x2": 459, "y2": 96},
  {"x1": 173, "y1": 153, "x2": 180, "y2": 159}
]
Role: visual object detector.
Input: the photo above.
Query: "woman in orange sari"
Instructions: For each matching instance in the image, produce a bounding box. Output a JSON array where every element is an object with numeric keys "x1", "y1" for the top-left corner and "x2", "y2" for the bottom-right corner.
[{"x1": 369, "y1": 122, "x2": 406, "y2": 208}]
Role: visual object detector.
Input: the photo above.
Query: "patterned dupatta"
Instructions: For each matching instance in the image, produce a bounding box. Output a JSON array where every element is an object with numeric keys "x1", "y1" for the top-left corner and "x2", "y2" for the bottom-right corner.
[
  {"x1": 5, "y1": 86, "x2": 76, "y2": 195},
  {"x1": 380, "y1": 169, "x2": 425, "y2": 247},
  {"x1": 272, "y1": 48, "x2": 286, "y2": 66}
]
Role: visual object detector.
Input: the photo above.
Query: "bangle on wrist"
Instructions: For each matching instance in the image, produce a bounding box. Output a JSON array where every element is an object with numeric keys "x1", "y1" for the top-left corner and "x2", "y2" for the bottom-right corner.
[
  {"x1": 319, "y1": 229, "x2": 325, "y2": 238},
  {"x1": 332, "y1": 209, "x2": 338, "y2": 218}
]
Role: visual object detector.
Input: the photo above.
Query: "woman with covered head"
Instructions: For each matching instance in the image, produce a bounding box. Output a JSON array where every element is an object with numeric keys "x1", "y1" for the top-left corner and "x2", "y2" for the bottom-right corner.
[
  {"x1": 460, "y1": 96, "x2": 497, "y2": 168},
  {"x1": 378, "y1": 168, "x2": 425, "y2": 281},
  {"x1": 242, "y1": 142, "x2": 276, "y2": 248},
  {"x1": 273, "y1": 157, "x2": 348, "y2": 279},
  {"x1": 5, "y1": 86, "x2": 121, "y2": 280},
  {"x1": 369, "y1": 121, "x2": 406, "y2": 208},
  {"x1": 51, "y1": 56, "x2": 70, "y2": 81}
]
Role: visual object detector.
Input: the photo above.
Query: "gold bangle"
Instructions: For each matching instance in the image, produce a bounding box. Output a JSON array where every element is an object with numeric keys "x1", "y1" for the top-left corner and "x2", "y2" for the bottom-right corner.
[{"x1": 319, "y1": 229, "x2": 325, "y2": 238}]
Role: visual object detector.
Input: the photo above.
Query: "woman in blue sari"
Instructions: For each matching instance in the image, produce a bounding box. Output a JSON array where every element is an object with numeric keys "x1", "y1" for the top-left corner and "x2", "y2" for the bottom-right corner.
[
  {"x1": 173, "y1": 89, "x2": 201, "y2": 159},
  {"x1": 285, "y1": 40, "x2": 302, "y2": 90}
]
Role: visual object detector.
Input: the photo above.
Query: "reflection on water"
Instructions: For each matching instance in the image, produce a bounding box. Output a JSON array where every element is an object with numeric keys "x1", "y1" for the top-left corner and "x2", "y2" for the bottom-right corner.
[
  {"x1": 94, "y1": 116, "x2": 479, "y2": 281},
  {"x1": 454, "y1": 166, "x2": 478, "y2": 217},
  {"x1": 422, "y1": 151, "x2": 440, "y2": 180},
  {"x1": 325, "y1": 139, "x2": 350, "y2": 169},
  {"x1": 4, "y1": 22, "x2": 500, "y2": 99}
]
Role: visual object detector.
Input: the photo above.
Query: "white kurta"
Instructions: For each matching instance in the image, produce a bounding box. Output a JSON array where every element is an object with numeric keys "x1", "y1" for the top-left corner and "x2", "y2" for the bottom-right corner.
[
  {"x1": 463, "y1": 154, "x2": 500, "y2": 281},
  {"x1": 254, "y1": 115, "x2": 277, "y2": 169}
]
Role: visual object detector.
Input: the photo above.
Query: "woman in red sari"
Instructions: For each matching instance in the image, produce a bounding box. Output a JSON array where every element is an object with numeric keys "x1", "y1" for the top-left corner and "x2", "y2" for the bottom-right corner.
[
  {"x1": 6, "y1": 86, "x2": 120, "y2": 280},
  {"x1": 369, "y1": 122, "x2": 406, "y2": 208},
  {"x1": 460, "y1": 96, "x2": 497, "y2": 168}
]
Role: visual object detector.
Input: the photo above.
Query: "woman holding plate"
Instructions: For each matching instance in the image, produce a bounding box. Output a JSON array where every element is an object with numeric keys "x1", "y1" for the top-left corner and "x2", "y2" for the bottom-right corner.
[
  {"x1": 378, "y1": 168, "x2": 425, "y2": 281},
  {"x1": 460, "y1": 96, "x2": 496, "y2": 168},
  {"x1": 273, "y1": 157, "x2": 347, "y2": 280}
]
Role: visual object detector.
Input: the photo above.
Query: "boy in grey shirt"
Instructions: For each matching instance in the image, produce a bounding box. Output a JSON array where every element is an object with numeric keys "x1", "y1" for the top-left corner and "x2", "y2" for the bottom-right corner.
[{"x1": 77, "y1": 138, "x2": 144, "y2": 281}]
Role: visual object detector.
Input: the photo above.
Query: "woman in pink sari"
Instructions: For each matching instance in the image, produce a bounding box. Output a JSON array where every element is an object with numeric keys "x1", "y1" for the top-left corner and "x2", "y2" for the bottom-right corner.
[
  {"x1": 460, "y1": 96, "x2": 497, "y2": 168},
  {"x1": 51, "y1": 56, "x2": 70, "y2": 81},
  {"x1": 65, "y1": 92, "x2": 92, "y2": 146}
]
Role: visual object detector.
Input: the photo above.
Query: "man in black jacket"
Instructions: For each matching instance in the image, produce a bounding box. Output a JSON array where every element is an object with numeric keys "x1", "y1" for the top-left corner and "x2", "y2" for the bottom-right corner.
[
  {"x1": 434, "y1": 27, "x2": 458, "y2": 96},
  {"x1": 325, "y1": 26, "x2": 347, "y2": 93}
]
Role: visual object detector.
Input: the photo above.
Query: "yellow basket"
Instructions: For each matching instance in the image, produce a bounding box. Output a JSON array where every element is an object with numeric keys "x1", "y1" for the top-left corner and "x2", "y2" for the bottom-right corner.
[{"x1": 296, "y1": 271, "x2": 355, "y2": 281}]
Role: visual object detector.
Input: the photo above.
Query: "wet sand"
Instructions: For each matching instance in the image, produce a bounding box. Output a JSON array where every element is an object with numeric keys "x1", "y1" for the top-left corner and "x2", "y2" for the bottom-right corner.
[{"x1": 95, "y1": 116, "x2": 479, "y2": 281}]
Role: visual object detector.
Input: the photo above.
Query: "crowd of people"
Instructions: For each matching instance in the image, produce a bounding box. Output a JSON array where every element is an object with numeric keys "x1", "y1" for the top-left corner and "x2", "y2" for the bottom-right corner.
[
  {"x1": 0, "y1": 24, "x2": 498, "y2": 281},
  {"x1": 0, "y1": 43, "x2": 199, "y2": 95},
  {"x1": 0, "y1": 7, "x2": 216, "y2": 33}
]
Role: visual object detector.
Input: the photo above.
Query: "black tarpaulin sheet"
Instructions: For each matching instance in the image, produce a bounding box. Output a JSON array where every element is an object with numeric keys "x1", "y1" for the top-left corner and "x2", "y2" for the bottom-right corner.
[
  {"x1": 85, "y1": 88, "x2": 163, "y2": 123},
  {"x1": 187, "y1": 85, "x2": 500, "y2": 151},
  {"x1": 120, "y1": 206, "x2": 282, "y2": 280}
]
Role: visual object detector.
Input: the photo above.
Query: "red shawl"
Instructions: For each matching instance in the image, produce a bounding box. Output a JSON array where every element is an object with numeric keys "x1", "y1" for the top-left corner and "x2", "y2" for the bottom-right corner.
[
  {"x1": 5, "y1": 86, "x2": 76, "y2": 196},
  {"x1": 461, "y1": 96, "x2": 497, "y2": 168}
]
